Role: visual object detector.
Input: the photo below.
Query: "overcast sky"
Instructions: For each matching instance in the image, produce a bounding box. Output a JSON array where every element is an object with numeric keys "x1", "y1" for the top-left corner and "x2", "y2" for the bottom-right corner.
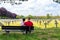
[{"x1": 0, "y1": 0, "x2": 60, "y2": 16}]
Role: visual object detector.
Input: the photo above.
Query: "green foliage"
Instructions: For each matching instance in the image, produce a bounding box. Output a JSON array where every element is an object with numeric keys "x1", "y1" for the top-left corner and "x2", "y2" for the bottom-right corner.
[
  {"x1": 0, "y1": 13, "x2": 60, "y2": 19},
  {"x1": 16, "y1": 15, "x2": 25, "y2": 19},
  {"x1": 0, "y1": 28, "x2": 60, "y2": 40},
  {"x1": 20, "y1": 15, "x2": 24, "y2": 18},
  {"x1": 46, "y1": 14, "x2": 51, "y2": 19},
  {"x1": 16, "y1": 15, "x2": 21, "y2": 19},
  {"x1": 26, "y1": 15, "x2": 34, "y2": 19}
]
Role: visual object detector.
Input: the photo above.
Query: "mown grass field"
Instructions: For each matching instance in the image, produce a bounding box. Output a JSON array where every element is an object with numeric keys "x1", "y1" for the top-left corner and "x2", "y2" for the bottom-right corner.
[
  {"x1": 0, "y1": 28, "x2": 60, "y2": 40},
  {"x1": 0, "y1": 19, "x2": 60, "y2": 40}
]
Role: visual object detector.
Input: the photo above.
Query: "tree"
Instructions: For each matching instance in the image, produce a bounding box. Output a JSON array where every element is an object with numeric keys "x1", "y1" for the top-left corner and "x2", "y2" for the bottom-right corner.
[
  {"x1": 20, "y1": 15, "x2": 24, "y2": 18},
  {"x1": 16, "y1": 15, "x2": 25, "y2": 19},
  {"x1": 46, "y1": 14, "x2": 51, "y2": 19},
  {"x1": 26, "y1": 15, "x2": 34, "y2": 18}
]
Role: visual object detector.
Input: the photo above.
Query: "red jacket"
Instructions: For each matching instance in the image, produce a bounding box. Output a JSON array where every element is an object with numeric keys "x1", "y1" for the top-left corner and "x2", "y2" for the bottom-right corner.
[{"x1": 24, "y1": 21, "x2": 33, "y2": 27}]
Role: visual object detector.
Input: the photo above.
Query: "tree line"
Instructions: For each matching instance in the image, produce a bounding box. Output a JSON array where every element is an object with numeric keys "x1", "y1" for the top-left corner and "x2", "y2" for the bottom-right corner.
[{"x1": 16, "y1": 14, "x2": 60, "y2": 19}]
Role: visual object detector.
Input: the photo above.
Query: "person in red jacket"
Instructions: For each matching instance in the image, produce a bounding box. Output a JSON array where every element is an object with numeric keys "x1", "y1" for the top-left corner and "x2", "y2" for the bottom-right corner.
[
  {"x1": 24, "y1": 18, "x2": 33, "y2": 27},
  {"x1": 24, "y1": 18, "x2": 34, "y2": 34}
]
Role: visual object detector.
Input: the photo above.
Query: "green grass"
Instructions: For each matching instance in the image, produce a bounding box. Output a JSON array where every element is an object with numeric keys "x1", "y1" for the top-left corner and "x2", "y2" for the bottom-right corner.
[{"x1": 0, "y1": 28, "x2": 60, "y2": 40}]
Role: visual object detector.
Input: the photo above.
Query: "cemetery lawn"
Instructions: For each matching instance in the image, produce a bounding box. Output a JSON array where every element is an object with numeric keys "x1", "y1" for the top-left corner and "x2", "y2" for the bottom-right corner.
[{"x1": 0, "y1": 28, "x2": 60, "y2": 40}]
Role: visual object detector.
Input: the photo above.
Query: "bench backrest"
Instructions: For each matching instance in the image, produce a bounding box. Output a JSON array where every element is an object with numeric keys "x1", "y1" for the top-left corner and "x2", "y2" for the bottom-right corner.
[
  {"x1": 2, "y1": 26, "x2": 34, "y2": 30},
  {"x1": 2, "y1": 26, "x2": 22, "y2": 30}
]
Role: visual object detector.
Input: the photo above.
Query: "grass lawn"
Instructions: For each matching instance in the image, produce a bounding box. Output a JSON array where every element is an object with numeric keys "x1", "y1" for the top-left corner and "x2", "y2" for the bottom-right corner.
[{"x1": 0, "y1": 27, "x2": 60, "y2": 40}]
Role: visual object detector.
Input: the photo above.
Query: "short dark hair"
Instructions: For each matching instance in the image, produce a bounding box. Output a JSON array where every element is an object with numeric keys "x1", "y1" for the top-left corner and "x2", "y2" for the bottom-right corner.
[
  {"x1": 28, "y1": 17, "x2": 30, "y2": 20},
  {"x1": 23, "y1": 18, "x2": 25, "y2": 21}
]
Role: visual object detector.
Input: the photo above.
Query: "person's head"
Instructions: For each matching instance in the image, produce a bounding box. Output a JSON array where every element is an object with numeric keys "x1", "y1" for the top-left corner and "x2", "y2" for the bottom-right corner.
[
  {"x1": 22, "y1": 18, "x2": 25, "y2": 22},
  {"x1": 28, "y1": 17, "x2": 31, "y2": 21}
]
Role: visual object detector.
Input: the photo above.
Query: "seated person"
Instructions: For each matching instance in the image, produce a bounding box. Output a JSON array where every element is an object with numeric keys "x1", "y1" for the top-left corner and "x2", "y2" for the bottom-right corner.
[
  {"x1": 20, "y1": 18, "x2": 25, "y2": 26},
  {"x1": 20, "y1": 18, "x2": 26, "y2": 34},
  {"x1": 24, "y1": 18, "x2": 34, "y2": 34}
]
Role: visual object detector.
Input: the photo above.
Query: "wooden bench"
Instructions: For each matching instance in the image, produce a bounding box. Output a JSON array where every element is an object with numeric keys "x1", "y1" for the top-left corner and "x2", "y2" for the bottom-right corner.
[{"x1": 2, "y1": 26, "x2": 34, "y2": 34}]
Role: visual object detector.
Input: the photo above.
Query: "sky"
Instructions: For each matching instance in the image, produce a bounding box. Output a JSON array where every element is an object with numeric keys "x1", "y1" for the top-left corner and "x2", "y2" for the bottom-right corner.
[{"x1": 0, "y1": 0, "x2": 60, "y2": 16}]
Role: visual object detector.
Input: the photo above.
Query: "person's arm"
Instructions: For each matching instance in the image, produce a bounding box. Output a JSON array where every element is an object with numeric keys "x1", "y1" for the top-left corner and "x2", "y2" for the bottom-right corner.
[{"x1": 20, "y1": 21, "x2": 24, "y2": 26}]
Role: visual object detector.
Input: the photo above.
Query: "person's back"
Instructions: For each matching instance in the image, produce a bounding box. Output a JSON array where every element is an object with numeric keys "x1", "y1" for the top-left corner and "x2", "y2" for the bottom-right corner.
[
  {"x1": 24, "y1": 18, "x2": 34, "y2": 34},
  {"x1": 24, "y1": 18, "x2": 33, "y2": 27},
  {"x1": 24, "y1": 21, "x2": 33, "y2": 27},
  {"x1": 20, "y1": 18, "x2": 25, "y2": 26},
  {"x1": 20, "y1": 18, "x2": 26, "y2": 34}
]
